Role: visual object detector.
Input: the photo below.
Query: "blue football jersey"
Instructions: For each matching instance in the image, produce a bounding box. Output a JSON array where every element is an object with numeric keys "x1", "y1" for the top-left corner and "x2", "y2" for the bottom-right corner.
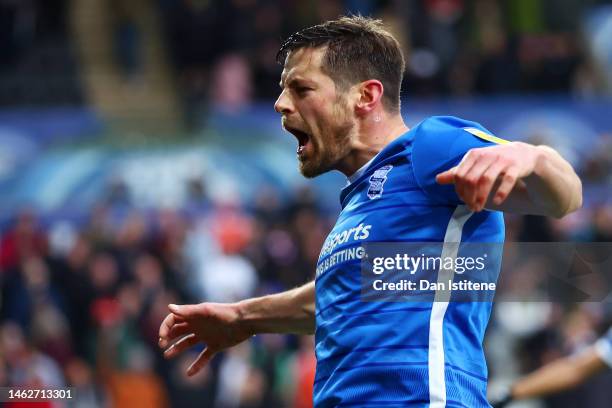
[{"x1": 313, "y1": 116, "x2": 506, "y2": 407}]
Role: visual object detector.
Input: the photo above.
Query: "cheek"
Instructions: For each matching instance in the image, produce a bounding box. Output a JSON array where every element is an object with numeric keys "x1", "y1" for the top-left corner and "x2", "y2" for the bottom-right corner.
[
  {"x1": 332, "y1": 97, "x2": 352, "y2": 121},
  {"x1": 302, "y1": 96, "x2": 346, "y2": 143},
  {"x1": 301, "y1": 106, "x2": 325, "y2": 134}
]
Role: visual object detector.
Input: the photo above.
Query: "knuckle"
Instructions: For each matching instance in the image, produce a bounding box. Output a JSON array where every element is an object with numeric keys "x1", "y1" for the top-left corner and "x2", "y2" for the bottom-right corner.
[
  {"x1": 465, "y1": 175, "x2": 478, "y2": 186},
  {"x1": 501, "y1": 155, "x2": 516, "y2": 166},
  {"x1": 498, "y1": 160, "x2": 511, "y2": 170},
  {"x1": 469, "y1": 148, "x2": 481, "y2": 157},
  {"x1": 454, "y1": 171, "x2": 466, "y2": 182}
]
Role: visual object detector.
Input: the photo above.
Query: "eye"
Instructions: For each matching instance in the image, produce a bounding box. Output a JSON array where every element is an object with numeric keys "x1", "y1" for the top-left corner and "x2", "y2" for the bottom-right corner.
[{"x1": 295, "y1": 87, "x2": 312, "y2": 96}]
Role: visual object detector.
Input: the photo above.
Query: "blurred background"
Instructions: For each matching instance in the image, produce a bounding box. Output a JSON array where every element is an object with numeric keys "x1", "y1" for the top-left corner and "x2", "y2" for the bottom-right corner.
[{"x1": 1, "y1": 0, "x2": 612, "y2": 407}]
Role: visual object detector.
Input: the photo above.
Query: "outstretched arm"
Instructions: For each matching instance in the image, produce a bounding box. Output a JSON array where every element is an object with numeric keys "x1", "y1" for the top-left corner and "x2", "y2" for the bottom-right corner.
[
  {"x1": 511, "y1": 346, "x2": 606, "y2": 399},
  {"x1": 436, "y1": 142, "x2": 582, "y2": 218},
  {"x1": 158, "y1": 281, "x2": 315, "y2": 376},
  {"x1": 491, "y1": 346, "x2": 608, "y2": 407},
  {"x1": 238, "y1": 280, "x2": 316, "y2": 335}
]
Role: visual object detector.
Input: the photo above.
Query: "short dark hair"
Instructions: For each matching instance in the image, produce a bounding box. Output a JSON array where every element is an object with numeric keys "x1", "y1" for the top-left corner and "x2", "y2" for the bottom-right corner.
[{"x1": 277, "y1": 15, "x2": 405, "y2": 113}]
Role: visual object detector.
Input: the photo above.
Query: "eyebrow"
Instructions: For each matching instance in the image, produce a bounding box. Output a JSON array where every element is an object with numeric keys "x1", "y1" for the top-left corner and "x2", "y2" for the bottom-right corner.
[{"x1": 279, "y1": 76, "x2": 310, "y2": 89}]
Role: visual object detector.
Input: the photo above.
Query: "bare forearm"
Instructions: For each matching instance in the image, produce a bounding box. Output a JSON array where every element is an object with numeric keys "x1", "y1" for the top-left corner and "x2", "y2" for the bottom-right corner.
[
  {"x1": 524, "y1": 144, "x2": 582, "y2": 218},
  {"x1": 237, "y1": 281, "x2": 316, "y2": 335},
  {"x1": 512, "y1": 348, "x2": 606, "y2": 400}
]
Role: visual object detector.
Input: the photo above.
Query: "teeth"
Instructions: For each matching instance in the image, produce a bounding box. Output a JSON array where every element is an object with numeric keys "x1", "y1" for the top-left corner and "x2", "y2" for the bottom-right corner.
[{"x1": 297, "y1": 146, "x2": 305, "y2": 154}]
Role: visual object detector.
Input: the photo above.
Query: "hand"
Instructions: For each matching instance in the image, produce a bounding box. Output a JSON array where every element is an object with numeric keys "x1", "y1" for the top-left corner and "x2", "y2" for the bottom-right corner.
[
  {"x1": 436, "y1": 142, "x2": 540, "y2": 212},
  {"x1": 158, "y1": 302, "x2": 253, "y2": 376}
]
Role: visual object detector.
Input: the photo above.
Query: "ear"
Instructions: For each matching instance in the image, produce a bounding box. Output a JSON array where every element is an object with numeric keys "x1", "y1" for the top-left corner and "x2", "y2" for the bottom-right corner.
[{"x1": 355, "y1": 80, "x2": 384, "y2": 116}]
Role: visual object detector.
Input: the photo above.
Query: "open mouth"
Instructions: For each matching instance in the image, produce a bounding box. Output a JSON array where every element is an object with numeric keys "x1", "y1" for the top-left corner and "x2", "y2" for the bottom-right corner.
[{"x1": 285, "y1": 126, "x2": 311, "y2": 156}]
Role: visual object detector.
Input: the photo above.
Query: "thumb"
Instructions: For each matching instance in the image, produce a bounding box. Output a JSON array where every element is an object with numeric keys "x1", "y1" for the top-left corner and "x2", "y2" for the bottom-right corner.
[
  {"x1": 169, "y1": 303, "x2": 208, "y2": 318},
  {"x1": 436, "y1": 167, "x2": 456, "y2": 185},
  {"x1": 168, "y1": 303, "x2": 193, "y2": 317}
]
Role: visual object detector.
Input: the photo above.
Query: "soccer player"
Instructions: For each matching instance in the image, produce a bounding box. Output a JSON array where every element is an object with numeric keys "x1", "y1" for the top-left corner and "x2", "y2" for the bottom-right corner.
[
  {"x1": 490, "y1": 327, "x2": 612, "y2": 407},
  {"x1": 158, "y1": 16, "x2": 582, "y2": 407}
]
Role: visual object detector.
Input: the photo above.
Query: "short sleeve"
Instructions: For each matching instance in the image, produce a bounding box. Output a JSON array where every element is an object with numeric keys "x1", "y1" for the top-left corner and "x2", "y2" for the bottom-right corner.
[
  {"x1": 594, "y1": 327, "x2": 612, "y2": 368},
  {"x1": 411, "y1": 116, "x2": 508, "y2": 205}
]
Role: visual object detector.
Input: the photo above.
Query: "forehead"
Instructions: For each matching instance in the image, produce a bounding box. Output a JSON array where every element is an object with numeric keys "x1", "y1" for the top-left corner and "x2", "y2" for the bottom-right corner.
[{"x1": 280, "y1": 47, "x2": 327, "y2": 84}]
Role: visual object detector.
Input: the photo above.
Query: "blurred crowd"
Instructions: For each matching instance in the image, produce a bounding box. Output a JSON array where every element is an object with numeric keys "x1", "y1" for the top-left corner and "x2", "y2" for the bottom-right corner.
[
  {"x1": 2, "y1": 0, "x2": 611, "y2": 109},
  {"x1": 0, "y1": 183, "x2": 328, "y2": 408},
  {"x1": 1, "y1": 175, "x2": 612, "y2": 407},
  {"x1": 0, "y1": 0, "x2": 83, "y2": 106},
  {"x1": 159, "y1": 0, "x2": 609, "y2": 116}
]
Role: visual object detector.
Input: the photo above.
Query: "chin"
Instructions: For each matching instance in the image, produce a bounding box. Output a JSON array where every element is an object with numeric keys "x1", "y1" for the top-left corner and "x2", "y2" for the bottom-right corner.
[
  {"x1": 298, "y1": 165, "x2": 322, "y2": 179},
  {"x1": 298, "y1": 158, "x2": 331, "y2": 179}
]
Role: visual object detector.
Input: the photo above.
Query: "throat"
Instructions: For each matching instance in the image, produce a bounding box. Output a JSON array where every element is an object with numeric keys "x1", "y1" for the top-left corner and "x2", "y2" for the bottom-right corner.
[{"x1": 347, "y1": 155, "x2": 377, "y2": 184}]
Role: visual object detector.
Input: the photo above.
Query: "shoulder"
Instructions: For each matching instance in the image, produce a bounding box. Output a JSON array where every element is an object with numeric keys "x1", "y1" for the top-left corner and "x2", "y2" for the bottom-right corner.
[
  {"x1": 413, "y1": 115, "x2": 493, "y2": 142},
  {"x1": 416, "y1": 115, "x2": 481, "y2": 131},
  {"x1": 412, "y1": 115, "x2": 504, "y2": 157},
  {"x1": 409, "y1": 116, "x2": 504, "y2": 204}
]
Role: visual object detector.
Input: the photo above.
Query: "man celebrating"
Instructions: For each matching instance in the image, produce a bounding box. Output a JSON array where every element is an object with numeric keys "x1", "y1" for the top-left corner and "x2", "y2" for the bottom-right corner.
[{"x1": 159, "y1": 16, "x2": 582, "y2": 407}]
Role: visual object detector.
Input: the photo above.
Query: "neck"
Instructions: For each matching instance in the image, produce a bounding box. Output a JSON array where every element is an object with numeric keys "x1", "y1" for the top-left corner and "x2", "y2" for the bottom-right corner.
[{"x1": 336, "y1": 111, "x2": 409, "y2": 177}]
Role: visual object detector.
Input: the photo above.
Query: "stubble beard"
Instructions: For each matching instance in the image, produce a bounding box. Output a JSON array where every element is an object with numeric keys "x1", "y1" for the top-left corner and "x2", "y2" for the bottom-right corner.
[
  {"x1": 298, "y1": 97, "x2": 354, "y2": 178},
  {"x1": 298, "y1": 119, "x2": 354, "y2": 179}
]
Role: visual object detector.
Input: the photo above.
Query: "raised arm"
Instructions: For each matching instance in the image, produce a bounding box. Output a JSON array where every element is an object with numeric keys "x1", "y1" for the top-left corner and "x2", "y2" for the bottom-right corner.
[
  {"x1": 436, "y1": 142, "x2": 582, "y2": 218},
  {"x1": 158, "y1": 281, "x2": 315, "y2": 376}
]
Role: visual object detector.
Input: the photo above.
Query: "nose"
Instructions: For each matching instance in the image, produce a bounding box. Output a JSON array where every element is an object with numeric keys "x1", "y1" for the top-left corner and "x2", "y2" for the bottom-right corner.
[{"x1": 274, "y1": 89, "x2": 293, "y2": 115}]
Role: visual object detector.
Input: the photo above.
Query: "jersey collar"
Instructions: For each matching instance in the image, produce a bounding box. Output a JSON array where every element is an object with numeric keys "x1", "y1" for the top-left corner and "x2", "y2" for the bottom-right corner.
[
  {"x1": 346, "y1": 155, "x2": 377, "y2": 185},
  {"x1": 339, "y1": 128, "x2": 415, "y2": 208}
]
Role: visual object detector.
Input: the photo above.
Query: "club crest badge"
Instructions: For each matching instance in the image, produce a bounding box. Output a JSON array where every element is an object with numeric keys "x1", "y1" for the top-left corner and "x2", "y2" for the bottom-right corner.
[{"x1": 367, "y1": 165, "x2": 393, "y2": 199}]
